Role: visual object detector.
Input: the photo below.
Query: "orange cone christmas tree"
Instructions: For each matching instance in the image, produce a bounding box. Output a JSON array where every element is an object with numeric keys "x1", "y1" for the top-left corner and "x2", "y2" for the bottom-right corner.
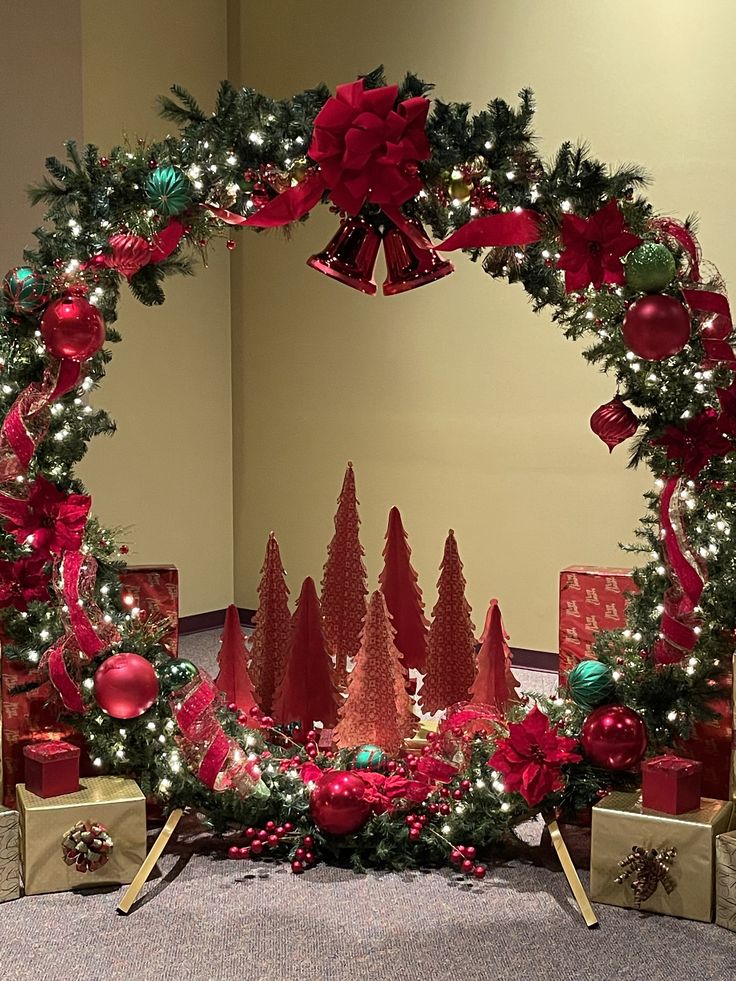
[
  {"x1": 214, "y1": 604, "x2": 258, "y2": 712},
  {"x1": 421, "y1": 530, "x2": 476, "y2": 714},
  {"x1": 273, "y1": 577, "x2": 340, "y2": 729},
  {"x1": 378, "y1": 507, "x2": 428, "y2": 674},
  {"x1": 320, "y1": 462, "x2": 368, "y2": 686},
  {"x1": 334, "y1": 590, "x2": 416, "y2": 754},
  {"x1": 249, "y1": 532, "x2": 291, "y2": 714},
  {"x1": 470, "y1": 599, "x2": 521, "y2": 713}
]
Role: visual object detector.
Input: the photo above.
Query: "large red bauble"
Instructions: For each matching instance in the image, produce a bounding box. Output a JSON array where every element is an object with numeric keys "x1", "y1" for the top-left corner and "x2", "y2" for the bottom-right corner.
[
  {"x1": 40, "y1": 292, "x2": 105, "y2": 362},
  {"x1": 581, "y1": 704, "x2": 647, "y2": 770},
  {"x1": 93, "y1": 653, "x2": 159, "y2": 719},
  {"x1": 622, "y1": 294, "x2": 691, "y2": 361},
  {"x1": 309, "y1": 770, "x2": 372, "y2": 835}
]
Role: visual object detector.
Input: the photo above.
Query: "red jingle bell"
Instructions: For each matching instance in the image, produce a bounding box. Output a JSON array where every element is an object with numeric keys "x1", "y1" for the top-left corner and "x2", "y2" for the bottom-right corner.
[
  {"x1": 581, "y1": 704, "x2": 647, "y2": 771},
  {"x1": 93, "y1": 652, "x2": 159, "y2": 719},
  {"x1": 309, "y1": 770, "x2": 372, "y2": 835},
  {"x1": 307, "y1": 216, "x2": 381, "y2": 294},
  {"x1": 40, "y1": 292, "x2": 105, "y2": 362},
  {"x1": 382, "y1": 220, "x2": 454, "y2": 295},
  {"x1": 590, "y1": 396, "x2": 639, "y2": 452},
  {"x1": 622, "y1": 294, "x2": 691, "y2": 361}
]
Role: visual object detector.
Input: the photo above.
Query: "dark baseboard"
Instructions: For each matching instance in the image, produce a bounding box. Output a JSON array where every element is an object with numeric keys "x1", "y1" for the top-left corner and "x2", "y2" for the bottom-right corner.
[
  {"x1": 179, "y1": 607, "x2": 256, "y2": 635},
  {"x1": 180, "y1": 609, "x2": 558, "y2": 673}
]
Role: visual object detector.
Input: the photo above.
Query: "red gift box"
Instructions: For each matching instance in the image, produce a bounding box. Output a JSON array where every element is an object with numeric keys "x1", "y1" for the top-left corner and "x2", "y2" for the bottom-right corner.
[
  {"x1": 118, "y1": 564, "x2": 179, "y2": 656},
  {"x1": 642, "y1": 754, "x2": 703, "y2": 814},
  {"x1": 558, "y1": 566, "x2": 637, "y2": 681},
  {"x1": 23, "y1": 740, "x2": 80, "y2": 798}
]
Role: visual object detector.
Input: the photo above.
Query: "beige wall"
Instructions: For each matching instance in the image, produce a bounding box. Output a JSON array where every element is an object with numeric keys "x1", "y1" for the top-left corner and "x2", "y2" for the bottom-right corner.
[
  {"x1": 77, "y1": 1, "x2": 234, "y2": 616},
  {"x1": 231, "y1": 0, "x2": 736, "y2": 652}
]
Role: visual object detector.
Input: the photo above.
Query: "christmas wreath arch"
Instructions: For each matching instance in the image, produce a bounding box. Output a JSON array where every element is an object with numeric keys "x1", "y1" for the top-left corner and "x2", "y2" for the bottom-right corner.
[{"x1": 1, "y1": 68, "x2": 733, "y2": 872}]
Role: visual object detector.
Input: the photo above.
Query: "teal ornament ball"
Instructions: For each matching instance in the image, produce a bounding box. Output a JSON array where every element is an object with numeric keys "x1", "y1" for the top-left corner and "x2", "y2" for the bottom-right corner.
[
  {"x1": 2, "y1": 266, "x2": 52, "y2": 314},
  {"x1": 145, "y1": 166, "x2": 192, "y2": 216},
  {"x1": 158, "y1": 658, "x2": 199, "y2": 694},
  {"x1": 566, "y1": 660, "x2": 617, "y2": 712},
  {"x1": 624, "y1": 243, "x2": 677, "y2": 293},
  {"x1": 353, "y1": 745, "x2": 385, "y2": 771}
]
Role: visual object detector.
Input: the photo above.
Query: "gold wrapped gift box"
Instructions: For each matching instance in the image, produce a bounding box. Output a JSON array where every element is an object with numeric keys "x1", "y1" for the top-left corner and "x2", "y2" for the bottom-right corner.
[
  {"x1": 716, "y1": 831, "x2": 736, "y2": 931},
  {"x1": 590, "y1": 790, "x2": 733, "y2": 923},
  {"x1": 17, "y1": 776, "x2": 146, "y2": 896},
  {"x1": 0, "y1": 805, "x2": 20, "y2": 903}
]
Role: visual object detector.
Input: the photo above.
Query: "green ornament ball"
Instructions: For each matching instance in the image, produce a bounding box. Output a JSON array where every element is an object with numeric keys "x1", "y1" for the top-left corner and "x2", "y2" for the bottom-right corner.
[
  {"x1": 624, "y1": 243, "x2": 677, "y2": 293},
  {"x1": 2, "y1": 266, "x2": 52, "y2": 314},
  {"x1": 353, "y1": 744, "x2": 385, "y2": 771},
  {"x1": 566, "y1": 660, "x2": 617, "y2": 712},
  {"x1": 158, "y1": 658, "x2": 199, "y2": 694},
  {"x1": 146, "y1": 166, "x2": 192, "y2": 217}
]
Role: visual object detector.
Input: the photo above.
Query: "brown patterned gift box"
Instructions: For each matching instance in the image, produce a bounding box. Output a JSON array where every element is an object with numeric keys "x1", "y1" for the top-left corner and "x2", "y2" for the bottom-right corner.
[
  {"x1": 558, "y1": 566, "x2": 637, "y2": 681},
  {"x1": 119, "y1": 564, "x2": 179, "y2": 655},
  {"x1": 716, "y1": 831, "x2": 736, "y2": 931},
  {"x1": 17, "y1": 775, "x2": 146, "y2": 895},
  {"x1": 0, "y1": 805, "x2": 19, "y2": 902},
  {"x1": 591, "y1": 790, "x2": 732, "y2": 922}
]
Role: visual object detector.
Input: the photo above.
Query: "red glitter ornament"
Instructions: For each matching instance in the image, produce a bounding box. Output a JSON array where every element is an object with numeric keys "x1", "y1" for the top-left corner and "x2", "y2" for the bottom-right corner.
[
  {"x1": 590, "y1": 396, "x2": 639, "y2": 452},
  {"x1": 309, "y1": 770, "x2": 372, "y2": 835},
  {"x1": 40, "y1": 293, "x2": 105, "y2": 362}
]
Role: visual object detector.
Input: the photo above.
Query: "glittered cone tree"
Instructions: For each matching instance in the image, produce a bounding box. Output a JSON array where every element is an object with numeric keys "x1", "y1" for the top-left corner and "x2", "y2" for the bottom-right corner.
[
  {"x1": 421, "y1": 530, "x2": 477, "y2": 714},
  {"x1": 470, "y1": 599, "x2": 521, "y2": 713},
  {"x1": 214, "y1": 603, "x2": 258, "y2": 713},
  {"x1": 320, "y1": 462, "x2": 369, "y2": 686},
  {"x1": 249, "y1": 532, "x2": 291, "y2": 713},
  {"x1": 378, "y1": 507, "x2": 429, "y2": 674},
  {"x1": 334, "y1": 590, "x2": 416, "y2": 754},
  {"x1": 273, "y1": 577, "x2": 340, "y2": 730}
]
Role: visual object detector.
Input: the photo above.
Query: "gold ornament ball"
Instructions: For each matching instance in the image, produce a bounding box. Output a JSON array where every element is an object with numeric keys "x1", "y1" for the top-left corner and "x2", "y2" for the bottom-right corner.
[{"x1": 448, "y1": 178, "x2": 472, "y2": 203}]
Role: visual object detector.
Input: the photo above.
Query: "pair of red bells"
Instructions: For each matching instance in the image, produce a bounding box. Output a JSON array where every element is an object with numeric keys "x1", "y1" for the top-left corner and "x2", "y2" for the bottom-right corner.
[{"x1": 308, "y1": 216, "x2": 453, "y2": 295}]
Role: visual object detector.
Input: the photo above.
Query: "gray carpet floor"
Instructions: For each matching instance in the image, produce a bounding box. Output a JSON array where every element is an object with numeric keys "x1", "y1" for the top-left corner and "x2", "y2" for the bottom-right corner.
[{"x1": 1, "y1": 629, "x2": 734, "y2": 981}]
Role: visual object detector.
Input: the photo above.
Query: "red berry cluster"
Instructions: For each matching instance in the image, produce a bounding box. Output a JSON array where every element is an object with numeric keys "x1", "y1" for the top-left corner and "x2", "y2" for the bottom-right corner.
[
  {"x1": 404, "y1": 812, "x2": 429, "y2": 842},
  {"x1": 227, "y1": 820, "x2": 294, "y2": 860},
  {"x1": 291, "y1": 835, "x2": 316, "y2": 875},
  {"x1": 450, "y1": 845, "x2": 486, "y2": 880}
]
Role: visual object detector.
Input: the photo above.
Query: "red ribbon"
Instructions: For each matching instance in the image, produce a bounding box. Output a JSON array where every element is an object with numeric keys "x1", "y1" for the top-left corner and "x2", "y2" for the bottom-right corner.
[
  {"x1": 645, "y1": 754, "x2": 700, "y2": 774},
  {"x1": 359, "y1": 771, "x2": 430, "y2": 813},
  {"x1": 0, "y1": 360, "x2": 81, "y2": 483},
  {"x1": 654, "y1": 477, "x2": 706, "y2": 664},
  {"x1": 171, "y1": 673, "x2": 263, "y2": 794},
  {"x1": 43, "y1": 550, "x2": 121, "y2": 712},
  {"x1": 651, "y1": 218, "x2": 701, "y2": 282},
  {"x1": 682, "y1": 288, "x2": 736, "y2": 367}
]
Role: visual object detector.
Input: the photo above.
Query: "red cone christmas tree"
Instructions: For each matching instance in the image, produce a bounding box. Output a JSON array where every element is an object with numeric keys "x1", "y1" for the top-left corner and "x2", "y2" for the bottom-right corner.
[
  {"x1": 320, "y1": 462, "x2": 368, "y2": 686},
  {"x1": 421, "y1": 530, "x2": 476, "y2": 714},
  {"x1": 249, "y1": 532, "x2": 290, "y2": 714},
  {"x1": 273, "y1": 577, "x2": 340, "y2": 729},
  {"x1": 334, "y1": 590, "x2": 416, "y2": 754},
  {"x1": 378, "y1": 506, "x2": 428, "y2": 674},
  {"x1": 214, "y1": 604, "x2": 258, "y2": 712},
  {"x1": 470, "y1": 599, "x2": 521, "y2": 713}
]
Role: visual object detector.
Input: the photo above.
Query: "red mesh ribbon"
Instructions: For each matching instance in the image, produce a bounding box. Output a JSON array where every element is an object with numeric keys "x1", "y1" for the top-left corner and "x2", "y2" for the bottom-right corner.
[
  {"x1": 170, "y1": 673, "x2": 262, "y2": 795},
  {"x1": 43, "y1": 550, "x2": 120, "y2": 712},
  {"x1": 651, "y1": 217, "x2": 701, "y2": 283},
  {"x1": 654, "y1": 477, "x2": 707, "y2": 664},
  {"x1": 0, "y1": 360, "x2": 81, "y2": 483},
  {"x1": 682, "y1": 288, "x2": 736, "y2": 368}
]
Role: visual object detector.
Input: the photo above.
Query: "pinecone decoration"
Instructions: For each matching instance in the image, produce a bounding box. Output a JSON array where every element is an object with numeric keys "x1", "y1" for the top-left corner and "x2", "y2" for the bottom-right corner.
[
  {"x1": 614, "y1": 844, "x2": 677, "y2": 907},
  {"x1": 61, "y1": 820, "x2": 114, "y2": 873}
]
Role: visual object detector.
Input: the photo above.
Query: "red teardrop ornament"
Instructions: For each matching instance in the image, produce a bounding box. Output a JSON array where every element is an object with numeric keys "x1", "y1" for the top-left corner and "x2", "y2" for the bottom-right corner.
[{"x1": 590, "y1": 396, "x2": 639, "y2": 452}]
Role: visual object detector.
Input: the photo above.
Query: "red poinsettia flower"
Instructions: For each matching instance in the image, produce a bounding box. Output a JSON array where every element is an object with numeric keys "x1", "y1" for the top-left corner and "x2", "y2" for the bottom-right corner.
[
  {"x1": 557, "y1": 199, "x2": 641, "y2": 292},
  {"x1": 0, "y1": 476, "x2": 91, "y2": 556},
  {"x1": 308, "y1": 78, "x2": 430, "y2": 216},
  {"x1": 655, "y1": 408, "x2": 733, "y2": 478},
  {"x1": 0, "y1": 554, "x2": 50, "y2": 611},
  {"x1": 488, "y1": 705, "x2": 581, "y2": 806}
]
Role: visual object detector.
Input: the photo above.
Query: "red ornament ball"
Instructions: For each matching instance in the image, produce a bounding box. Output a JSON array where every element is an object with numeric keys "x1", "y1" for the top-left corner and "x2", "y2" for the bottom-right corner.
[
  {"x1": 40, "y1": 293, "x2": 105, "y2": 362},
  {"x1": 581, "y1": 704, "x2": 647, "y2": 770},
  {"x1": 309, "y1": 770, "x2": 372, "y2": 836},
  {"x1": 622, "y1": 294, "x2": 691, "y2": 361},
  {"x1": 93, "y1": 653, "x2": 159, "y2": 719},
  {"x1": 590, "y1": 396, "x2": 639, "y2": 452}
]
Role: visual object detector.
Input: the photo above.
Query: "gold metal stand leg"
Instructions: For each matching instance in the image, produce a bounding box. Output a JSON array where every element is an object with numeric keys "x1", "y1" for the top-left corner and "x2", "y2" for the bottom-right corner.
[
  {"x1": 545, "y1": 817, "x2": 599, "y2": 928},
  {"x1": 116, "y1": 808, "x2": 184, "y2": 915}
]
